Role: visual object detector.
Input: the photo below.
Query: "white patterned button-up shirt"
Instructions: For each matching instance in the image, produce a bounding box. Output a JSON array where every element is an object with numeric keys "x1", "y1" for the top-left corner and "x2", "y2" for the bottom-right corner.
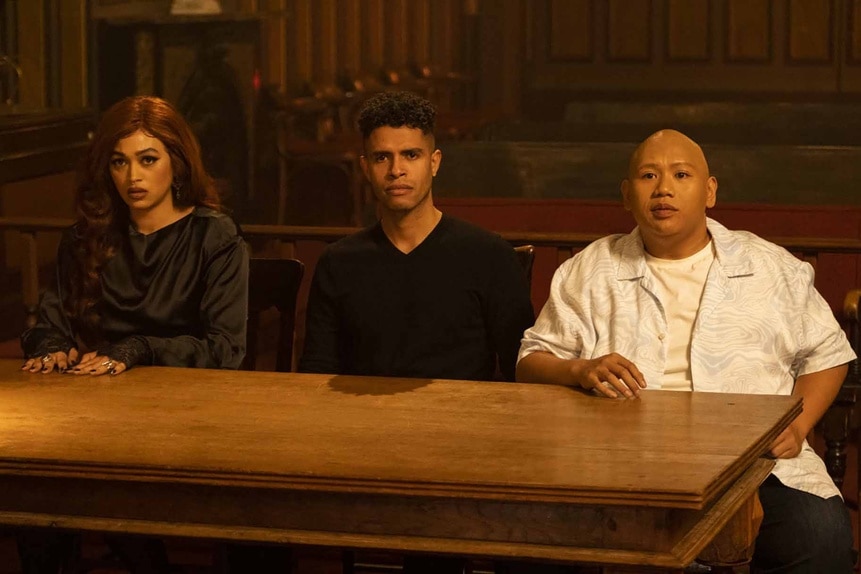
[{"x1": 519, "y1": 218, "x2": 855, "y2": 499}]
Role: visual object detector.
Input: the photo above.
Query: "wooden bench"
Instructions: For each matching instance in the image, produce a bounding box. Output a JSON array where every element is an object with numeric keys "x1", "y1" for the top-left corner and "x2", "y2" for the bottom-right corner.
[
  {"x1": 479, "y1": 100, "x2": 861, "y2": 146},
  {"x1": 433, "y1": 140, "x2": 861, "y2": 206}
]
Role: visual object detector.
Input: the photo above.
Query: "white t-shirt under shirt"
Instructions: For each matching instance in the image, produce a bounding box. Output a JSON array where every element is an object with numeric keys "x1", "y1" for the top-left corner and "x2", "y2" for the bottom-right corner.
[{"x1": 645, "y1": 241, "x2": 715, "y2": 391}]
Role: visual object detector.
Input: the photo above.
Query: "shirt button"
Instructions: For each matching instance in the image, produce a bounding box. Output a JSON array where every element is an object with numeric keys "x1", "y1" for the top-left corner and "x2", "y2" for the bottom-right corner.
[{"x1": 658, "y1": 333, "x2": 666, "y2": 340}]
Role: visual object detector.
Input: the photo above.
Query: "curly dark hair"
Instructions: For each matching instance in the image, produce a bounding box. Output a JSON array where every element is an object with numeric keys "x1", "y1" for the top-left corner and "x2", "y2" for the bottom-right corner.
[
  {"x1": 356, "y1": 91, "x2": 436, "y2": 139},
  {"x1": 68, "y1": 95, "x2": 221, "y2": 343}
]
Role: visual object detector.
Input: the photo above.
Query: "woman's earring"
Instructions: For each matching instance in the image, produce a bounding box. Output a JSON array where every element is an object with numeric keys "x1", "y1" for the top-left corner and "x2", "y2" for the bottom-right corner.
[{"x1": 171, "y1": 180, "x2": 183, "y2": 202}]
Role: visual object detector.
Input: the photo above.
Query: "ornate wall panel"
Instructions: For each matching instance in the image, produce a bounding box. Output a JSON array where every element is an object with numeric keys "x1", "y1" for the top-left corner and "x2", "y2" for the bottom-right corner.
[
  {"x1": 385, "y1": 0, "x2": 409, "y2": 69},
  {"x1": 548, "y1": 0, "x2": 591, "y2": 61},
  {"x1": 337, "y1": 0, "x2": 361, "y2": 76},
  {"x1": 16, "y1": 1, "x2": 46, "y2": 107},
  {"x1": 361, "y1": 0, "x2": 385, "y2": 73},
  {"x1": 787, "y1": 0, "x2": 832, "y2": 63},
  {"x1": 852, "y1": 0, "x2": 861, "y2": 63},
  {"x1": 607, "y1": 0, "x2": 651, "y2": 62},
  {"x1": 287, "y1": 0, "x2": 313, "y2": 91},
  {"x1": 59, "y1": 1, "x2": 87, "y2": 107},
  {"x1": 843, "y1": 0, "x2": 861, "y2": 90},
  {"x1": 314, "y1": 0, "x2": 338, "y2": 82},
  {"x1": 666, "y1": 0, "x2": 710, "y2": 62},
  {"x1": 521, "y1": 0, "x2": 849, "y2": 117},
  {"x1": 431, "y1": 0, "x2": 460, "y2": 72},
  {"x1": 409, "y1": 0, "x2": 432, "y2": 65},
  {"x1": 726, "y1": 0, "x2": 771, "y2": 62},
  {"x1": 261, "y1": 0, "x2": 287, "y2": 87}
]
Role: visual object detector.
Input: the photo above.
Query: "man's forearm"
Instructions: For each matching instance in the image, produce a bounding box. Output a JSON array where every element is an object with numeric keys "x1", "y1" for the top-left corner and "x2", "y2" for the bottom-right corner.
[
  {"x1": 517, "y1": 351, "x2": 647, "y2": 399},
  {"x1": 516, "y1": 351, "x2": 581, "y2": 386},
  {"x1": 793, "y1": 363, "x2": 849, "y2": 437}
]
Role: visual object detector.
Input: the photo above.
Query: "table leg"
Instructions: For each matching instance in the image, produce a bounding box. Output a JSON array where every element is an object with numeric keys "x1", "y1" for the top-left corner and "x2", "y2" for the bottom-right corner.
[{"x1": 696, "y1": 490, "x2": 763, "y2": 569}]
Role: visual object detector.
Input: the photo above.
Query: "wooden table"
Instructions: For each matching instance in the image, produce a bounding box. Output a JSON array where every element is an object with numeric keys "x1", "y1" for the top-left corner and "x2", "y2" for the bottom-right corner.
[{"x1": 0, "y1": 360, "x2": 800, "y2": 570}]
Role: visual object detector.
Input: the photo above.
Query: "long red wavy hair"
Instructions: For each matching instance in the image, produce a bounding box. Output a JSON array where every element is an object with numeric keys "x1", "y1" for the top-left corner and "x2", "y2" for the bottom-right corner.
[{"x1": 67, "y1": 96, "x2": 222, "y2": 342}]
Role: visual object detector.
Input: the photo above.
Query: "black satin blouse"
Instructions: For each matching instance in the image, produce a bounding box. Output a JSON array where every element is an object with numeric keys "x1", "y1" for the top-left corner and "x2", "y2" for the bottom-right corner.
[{"x1": 21, "y1": 207, "x2": 249, "y2": 369}]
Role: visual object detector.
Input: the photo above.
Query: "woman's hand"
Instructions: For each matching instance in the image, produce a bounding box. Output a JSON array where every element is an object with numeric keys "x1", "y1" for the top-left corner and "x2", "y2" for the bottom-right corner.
[
  {"x1": 21, "y1": 349, "x2": 79, "y2": 374},
  {"x1": 69, "y1": 351, "x2": 127, "y2": 376}
]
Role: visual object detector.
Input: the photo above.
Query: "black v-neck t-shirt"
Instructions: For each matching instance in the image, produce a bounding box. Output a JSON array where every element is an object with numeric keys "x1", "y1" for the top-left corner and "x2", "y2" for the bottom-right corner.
[{"x1": 300, "y1": 215, "x2": 534, "y2": 381}]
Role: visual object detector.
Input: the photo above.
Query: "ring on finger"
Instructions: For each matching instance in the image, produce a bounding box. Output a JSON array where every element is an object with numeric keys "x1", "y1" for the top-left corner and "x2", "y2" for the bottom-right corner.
[
  {"x1": 102, "y1": 359, "x2": 116, "y2": 374},
  {"x1": 41, "y1": 353, "x2": 52, "y2": 364}
]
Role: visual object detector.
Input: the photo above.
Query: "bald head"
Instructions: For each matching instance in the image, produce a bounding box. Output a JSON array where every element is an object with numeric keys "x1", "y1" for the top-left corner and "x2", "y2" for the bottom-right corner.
[
  {"x1": 621, "y1": 129, "x2": 718, "y2": 259},
  {"x1": 628, "y1": 129, "x2": 711, "y2": 180}
]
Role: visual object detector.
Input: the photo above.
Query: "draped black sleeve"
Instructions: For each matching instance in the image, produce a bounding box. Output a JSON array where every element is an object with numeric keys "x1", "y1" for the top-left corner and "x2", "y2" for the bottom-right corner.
[
  {"x1": 21, "y1": 207, "x2": 249, "y2": 369},
  {"x1": 20, "y1": 230, "x2": 79, "y2": 359}
]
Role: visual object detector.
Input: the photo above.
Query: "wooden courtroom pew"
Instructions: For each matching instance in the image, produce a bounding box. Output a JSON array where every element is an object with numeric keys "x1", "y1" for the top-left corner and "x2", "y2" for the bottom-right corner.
[
  {"x1": 433, "y1": 140, "x2": 861, "y2": 207},
  {"x1": 479, "y1": 100, "x2": 861, "y2": 146}
]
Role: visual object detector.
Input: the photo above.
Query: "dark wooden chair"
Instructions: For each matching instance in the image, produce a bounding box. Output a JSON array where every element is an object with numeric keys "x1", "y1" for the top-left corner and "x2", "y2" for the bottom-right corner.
[
  {"x1": 513, "y1": 244, "x2": 535, "y2": 293},
  {"x1": 243, "y1": 258, "x2": 305, "y2": 373},
  {"x1": 822, "y1": 289, "x2": 861, "y2": 487},
  {"x1": 820, "y1": 288, "x2": 861, "y2": 558},
  {"x1": 262, "y1": 86, "x2": 364, "y2": 226}
]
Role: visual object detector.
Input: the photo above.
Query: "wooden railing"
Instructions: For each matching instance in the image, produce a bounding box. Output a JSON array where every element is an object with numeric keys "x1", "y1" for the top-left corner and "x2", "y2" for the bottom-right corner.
[
  {"x1": 244, "y1": 223, "x2": 861, "y2": 265},
  {"x1": 5, "y1": 217, "x2": 861, "y2": 323},
  {"x1": 2, "y1": 216, "x2": 861, "y2": 491}
]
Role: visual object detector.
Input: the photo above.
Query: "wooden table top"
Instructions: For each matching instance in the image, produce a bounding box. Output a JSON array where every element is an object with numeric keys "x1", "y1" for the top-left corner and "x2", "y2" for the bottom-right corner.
[{"x1": 0, "y1": 359, "x2": 800, "y2": 510}]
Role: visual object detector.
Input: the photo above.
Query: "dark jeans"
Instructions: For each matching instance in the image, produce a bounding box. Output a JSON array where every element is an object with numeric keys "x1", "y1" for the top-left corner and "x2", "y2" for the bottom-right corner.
[
  {"x1": 753, "y1": 475, "x2": 855, "y2": 574},
  {"x1": 17, "y1": 529, "x2": 169, "y2": 574}
]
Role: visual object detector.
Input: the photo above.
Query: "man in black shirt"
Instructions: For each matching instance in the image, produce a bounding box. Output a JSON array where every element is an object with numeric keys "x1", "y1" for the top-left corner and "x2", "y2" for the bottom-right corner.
[
  {"x1": 300, "y1": 91, "x2": 533, "y2": 383},
  {"x1": 299, "y1": 91, "x2": 535, "y2": 574}
]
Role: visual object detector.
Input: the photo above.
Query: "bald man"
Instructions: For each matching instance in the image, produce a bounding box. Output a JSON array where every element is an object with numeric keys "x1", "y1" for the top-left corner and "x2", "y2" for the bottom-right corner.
[{"x1": 517, "y1": 130, "x2": 855, "y2": 572}]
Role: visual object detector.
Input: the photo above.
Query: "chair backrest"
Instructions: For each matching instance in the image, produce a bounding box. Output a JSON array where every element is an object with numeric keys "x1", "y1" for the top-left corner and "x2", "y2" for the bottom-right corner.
[
  {"x1": 244, "y1": 258, "x2": 305, "y2": 372},
  {"x1": 842, "y1": 289, "x2": 861, "y2": 387},
  {"x1": 513, "y1": 244, "x2": 535, "y2": 292}
]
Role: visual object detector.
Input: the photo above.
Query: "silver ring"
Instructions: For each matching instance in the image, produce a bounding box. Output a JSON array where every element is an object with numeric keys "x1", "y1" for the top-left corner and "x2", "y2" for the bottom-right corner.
[
  {"x1": 102, "y1": 359, "x2": 115, "y2": 370},
  {"x1": 40, "y1": 354, "x2": 52, "y2": 364}
]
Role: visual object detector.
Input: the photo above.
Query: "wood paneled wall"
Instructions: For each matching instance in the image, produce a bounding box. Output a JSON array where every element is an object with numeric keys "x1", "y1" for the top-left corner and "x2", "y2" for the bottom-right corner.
[
  {"x1": 15, "y1": 1, "x2": 861, "y2": 116},
  {"x1": 514, "y1": 0, "x2": 861, "y2": 118},
  {"x1": 8, "y1": 0, "x2": 87, "y2": 110},
  {"x1": 257, "y1": 0, "x2": 474, "y2": 98}
]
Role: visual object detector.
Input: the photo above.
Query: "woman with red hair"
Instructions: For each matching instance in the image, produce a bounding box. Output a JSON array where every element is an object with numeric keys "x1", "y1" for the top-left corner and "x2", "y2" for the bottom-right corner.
[
  {"x1": 21, "y1": 95, "x2": 247, "y2": 376},
  {"x1": 17, "y1": 95, "x2": 248, "y2": 574}
]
